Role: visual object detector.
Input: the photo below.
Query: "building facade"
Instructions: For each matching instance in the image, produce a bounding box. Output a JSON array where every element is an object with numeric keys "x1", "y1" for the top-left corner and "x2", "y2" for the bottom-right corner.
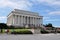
[{"x1": 7, "y1": 9, "x2": 43, "y2": 28}]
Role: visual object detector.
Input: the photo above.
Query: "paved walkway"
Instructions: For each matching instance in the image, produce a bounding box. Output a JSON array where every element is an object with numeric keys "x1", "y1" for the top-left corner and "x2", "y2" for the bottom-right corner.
[{"x1": 0, "y1": 34, "x2": 60, "y2": 40}]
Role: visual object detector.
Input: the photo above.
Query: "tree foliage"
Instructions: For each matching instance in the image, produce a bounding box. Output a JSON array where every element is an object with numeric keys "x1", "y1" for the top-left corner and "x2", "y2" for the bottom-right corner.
[
  {"x1": 0, "y1": 23, "x2": 8, "y2": 29},
  {"x1": 45, "y1": 23, "x2": 53, "y2": 27}
]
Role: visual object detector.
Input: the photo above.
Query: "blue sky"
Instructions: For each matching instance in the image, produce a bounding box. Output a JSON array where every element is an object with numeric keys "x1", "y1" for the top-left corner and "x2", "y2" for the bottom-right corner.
[{"x1": 0, "y1": 0, "x2": 60, "y2": 27}]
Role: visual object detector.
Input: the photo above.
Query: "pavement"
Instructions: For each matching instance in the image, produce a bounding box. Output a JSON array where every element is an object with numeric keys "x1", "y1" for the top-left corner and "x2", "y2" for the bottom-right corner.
[{"x1": 0, "y1": 34, "x2": 60, "y2": 40}]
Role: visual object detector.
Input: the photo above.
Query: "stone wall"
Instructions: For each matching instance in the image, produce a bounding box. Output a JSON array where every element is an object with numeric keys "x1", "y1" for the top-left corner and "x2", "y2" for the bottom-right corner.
[{"x1": 28, "y1": 29, "x2": 40, "y2": 34}]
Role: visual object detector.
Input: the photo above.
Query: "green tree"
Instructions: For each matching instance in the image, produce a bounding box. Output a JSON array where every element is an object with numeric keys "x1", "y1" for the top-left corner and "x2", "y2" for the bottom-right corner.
[
  {"x1": 45, "y1": 23, "x2": 55, "y2": 30},
  {"x1": 45, "y1": 23, "x2": 53, "y2": 27},
  {"x1": 0, "y1": 23, "x2": 9, "y2": 33}
]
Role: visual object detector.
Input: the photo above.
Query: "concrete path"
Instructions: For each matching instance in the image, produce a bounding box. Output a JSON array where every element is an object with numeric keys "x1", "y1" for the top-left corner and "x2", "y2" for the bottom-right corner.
[{"x1": 0, "y1": 34, "x2": 60, "y2": 40}]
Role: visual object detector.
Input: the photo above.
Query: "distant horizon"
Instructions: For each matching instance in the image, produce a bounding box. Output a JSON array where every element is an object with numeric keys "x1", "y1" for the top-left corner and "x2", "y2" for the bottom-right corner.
[{"x1": 0, "y1": 0, "x2": 60, "y2": 27}]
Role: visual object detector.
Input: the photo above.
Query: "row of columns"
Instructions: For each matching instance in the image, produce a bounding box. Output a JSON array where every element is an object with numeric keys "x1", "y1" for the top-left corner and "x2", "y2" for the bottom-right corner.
[{"x1": 13, "y1": 15, "x2": 42, "y2": 27}]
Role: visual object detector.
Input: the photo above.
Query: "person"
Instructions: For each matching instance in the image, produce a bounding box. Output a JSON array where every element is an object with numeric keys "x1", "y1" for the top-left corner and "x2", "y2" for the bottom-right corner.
[{"x1": 7, "y1": 29, "x2": 9, "y2": 34}]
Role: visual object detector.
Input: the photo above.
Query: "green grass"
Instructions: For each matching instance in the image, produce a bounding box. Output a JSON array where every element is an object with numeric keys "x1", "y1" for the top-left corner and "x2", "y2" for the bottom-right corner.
[{"x1": 2, "y1": 29, "x2": 30, "y2": 33}]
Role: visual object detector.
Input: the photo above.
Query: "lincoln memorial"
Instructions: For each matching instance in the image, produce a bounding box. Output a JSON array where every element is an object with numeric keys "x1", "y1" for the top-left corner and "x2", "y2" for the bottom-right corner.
[{"x1": 7, "y1": 9, "x2": 43, "y2": 28}]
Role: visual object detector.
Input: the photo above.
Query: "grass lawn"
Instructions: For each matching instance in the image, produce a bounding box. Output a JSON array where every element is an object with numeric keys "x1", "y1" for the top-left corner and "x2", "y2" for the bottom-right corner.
[{"x1": 2, "y1": 29, "x2": 30, "y2": 33}]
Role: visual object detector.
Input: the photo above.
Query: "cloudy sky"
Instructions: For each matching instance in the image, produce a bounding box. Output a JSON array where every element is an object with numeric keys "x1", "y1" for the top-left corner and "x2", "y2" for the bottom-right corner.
[{"x1": 0, "y1": 0, "x2": 60, "y2": 27}]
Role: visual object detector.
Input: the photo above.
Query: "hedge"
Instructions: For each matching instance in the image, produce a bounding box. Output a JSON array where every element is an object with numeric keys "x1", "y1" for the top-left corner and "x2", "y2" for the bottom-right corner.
[
  {"x1": 40, "y1": 29, "x2": 49, "y2": 34},
  {"x1": 40, "y1": 28, "x2": 49, "y2": 34},
  {"x1": 57, "y1": 31, "x2": 60, "y2": 33},
  {"x1": 11, "y1": 30, "x2": 33, "y2": 34}
]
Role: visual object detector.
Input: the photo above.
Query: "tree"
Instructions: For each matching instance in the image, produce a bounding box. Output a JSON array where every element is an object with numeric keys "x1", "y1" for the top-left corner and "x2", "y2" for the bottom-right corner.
[
  {"x1": 44, "y1": 23, "x2": 55, "y2": 30},
  {"x1": 45, "y1": 23, "x2": 53, "y2": 27},
  {"x1": 0, "y1": 23, "x2": 9, "y2": 29},
  {"x1": 0, "y1": 23, "x2": 9, "y2": 33}
]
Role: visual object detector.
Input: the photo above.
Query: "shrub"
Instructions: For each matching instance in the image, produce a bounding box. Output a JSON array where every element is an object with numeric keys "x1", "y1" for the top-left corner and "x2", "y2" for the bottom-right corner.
[
  {"x1": 51, "y1": 31, "x2": 55, "y2": 33},
  {"x1": 57, "y1": 31, "x2": 60, "y2": 33},
  {"x1": 41, "y1": 30, "x2": 49, "y2": 34},
  {"x1": 40, "y1": 28, "x2": 49, "y2": 34},
  {"x1": 11, "y1": 30, "x2": 33, "y2": 34}
]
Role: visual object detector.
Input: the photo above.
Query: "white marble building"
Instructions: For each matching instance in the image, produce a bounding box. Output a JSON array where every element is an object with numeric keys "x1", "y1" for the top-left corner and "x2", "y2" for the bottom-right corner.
[{"x1": 7, "y1": 9, "x2": 43, "y2": 28}]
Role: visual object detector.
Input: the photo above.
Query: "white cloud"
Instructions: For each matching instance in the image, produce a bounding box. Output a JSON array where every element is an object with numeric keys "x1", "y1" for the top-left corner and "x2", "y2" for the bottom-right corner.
[
  {"x1": 0, "y1": 0, "x2": 60, "y2": 10},
  {"x1": 37, "y1": 0, "x2": 60, "y2": 5},
  {"x1": 43, "y1": 16, "x2": 60, "y2": 22},
  {"x1": 43, "y1": 17, "x2": 50, "y2": 20},
  {"x1": 0, "y1": 16, "x2": 7, "y2": 23},
  {"x1": 54, "y1": 26, "x2": 60, "y2": 27},
  {"x1": 49, "y1": 11, "x2": 60, "y2": 15},
  {"x1": 31, "y1": 0, "x2": 60, "y2": 8},
  {"x1": 0, "y1": 16, "x2": 7, "y2": 20},
  {"x1": 45, "y1": 19, "x2": 60, "y2": 22},
  {"x1": 0, "y1": 0, "x2": 33, "y2": 10}
]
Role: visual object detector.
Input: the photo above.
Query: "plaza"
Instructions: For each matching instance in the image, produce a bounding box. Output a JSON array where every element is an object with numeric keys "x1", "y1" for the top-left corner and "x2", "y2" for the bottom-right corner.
[{"x1": 0, "y1": 34, "x2": 60, "y2": 40}]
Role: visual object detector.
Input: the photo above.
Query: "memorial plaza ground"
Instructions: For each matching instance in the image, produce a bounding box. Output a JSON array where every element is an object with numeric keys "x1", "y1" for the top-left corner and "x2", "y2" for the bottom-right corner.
[{"x1": 0, "y1": 34, "x2": 60, "y2": 40}]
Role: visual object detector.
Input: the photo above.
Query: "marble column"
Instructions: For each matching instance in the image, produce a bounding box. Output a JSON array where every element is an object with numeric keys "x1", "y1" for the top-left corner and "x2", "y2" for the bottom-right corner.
[
  {"x1": 14, "y1": 15, "x2": 17, "y2": 25},
  {"x1": 35, "y1": 18, "x2": 38, "y2": 27},
  {"x1": 37, "y1": 18, "x2": 40, "y2": 27},
  {"x1": 29, "y1": 17, "x2": 31, "y2": 25},
  {"x1": 28, "y1": 17, "x2": 30, "y2": 26},
  {"x1": 12, "y1": 15, "x2": 14, "y2": 25},
  {"x1": 23, "y1": 16, "x2": 26, "y2": 25},
  {"x1": 27, "y1": 16, "x2": 29, "y2": 25},
  {"x1": 26, "y1": 16, "x2": 27, "y2": 25},
  {"x1": 22, "y1": 16, "x2": 24, "y2": 26},
  {"x1": 19, "y1": 16, "x2": 21, "y2": 26},
  {"x1": 31, "y1": 17, "x2": 33, "y2": 24},
  {"x1": 39, "y1": 18, "x2": 43, "y2": 27},
  {"x1": 33, "y1": 17, "x2": 35, "y2": 26},
  {"x1": 16, "y1": 15, "x2": 18, "y2": 25},
  {"x1": 23, "y1": 16, "x2": 24, "y2": 26},
  {"x1": 34, "y1": 18, "x2": 36, "y2": 27},
  {"x1": 41, "y1": 18, "x2": 43, "y2": 27},
  {"x1": 33, "y1": 17, "x2": 34, "y2": 25},
  {"x1": 20, "y1": 16, "x2": 23, "y2": 26},
  {"x1": 18, "y1": 15, "x2": 20, "y2": 25}
]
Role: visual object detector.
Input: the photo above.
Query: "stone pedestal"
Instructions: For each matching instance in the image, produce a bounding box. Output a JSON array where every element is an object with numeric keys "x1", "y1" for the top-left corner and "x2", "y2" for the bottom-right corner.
[
  {"x1": 30, "y1": 29, "x2": 41, "y2": 34},
  {"x1": 34, "y1": 29, "x2": 41, "y2": 34}
]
